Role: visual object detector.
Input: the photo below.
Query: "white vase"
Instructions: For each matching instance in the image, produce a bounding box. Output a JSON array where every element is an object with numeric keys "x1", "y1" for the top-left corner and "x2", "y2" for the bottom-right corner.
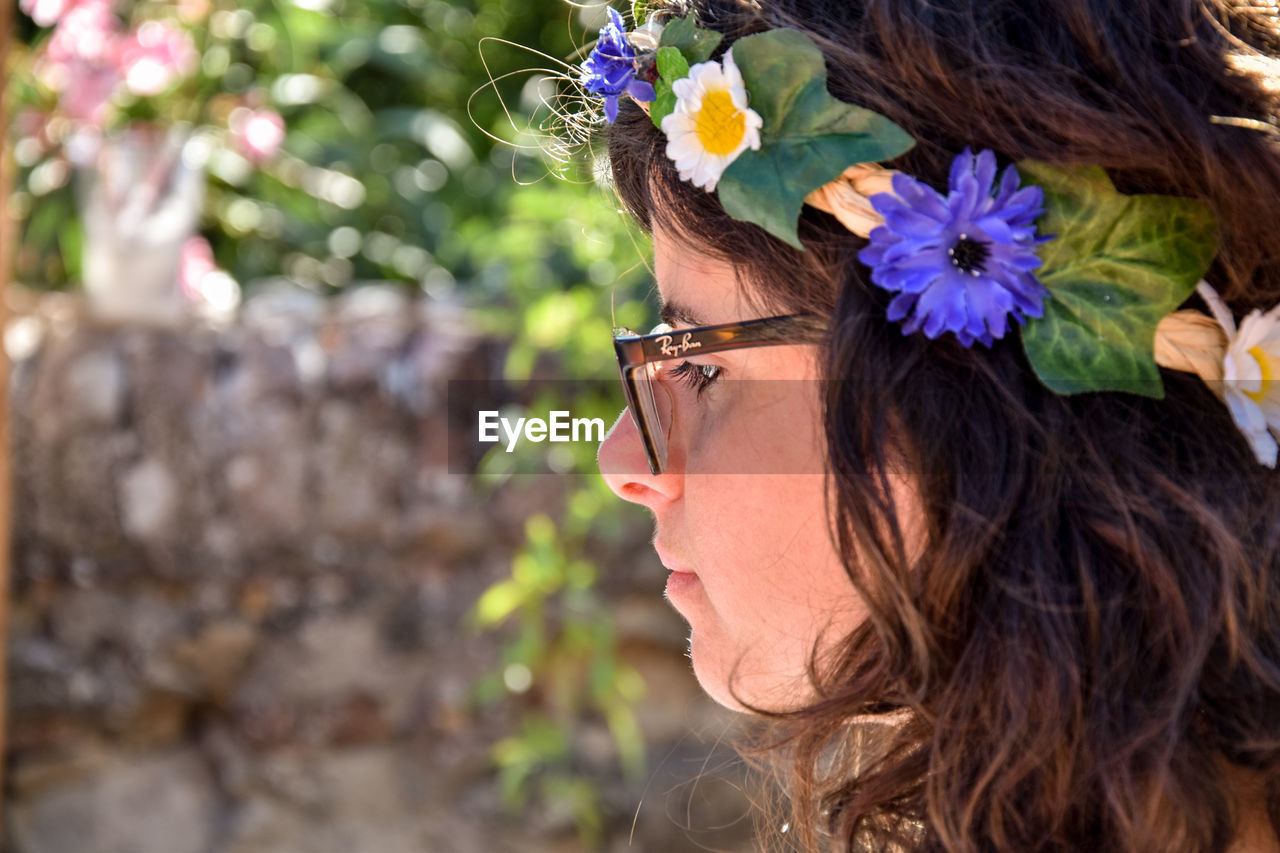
[{"x1": 76, "y1": 125, "x2": 205, "y2": 324}]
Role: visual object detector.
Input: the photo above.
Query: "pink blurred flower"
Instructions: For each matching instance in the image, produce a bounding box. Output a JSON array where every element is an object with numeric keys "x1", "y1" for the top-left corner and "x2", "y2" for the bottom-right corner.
[
  {"x1": 115, "y1": 20, "x2": 198, "y2": 97},
  {"x1": 57, "y1": 60, "x2": 121, "y2": 124},
  {"x1": 21, "y1": 0, "x2": 66, "y2": 26},
  {"x1": 20, "y1": 0, "x2": 108, "y2": 28},
  {"x1": 178, "y1": 236, "x2": 218, "y2": 300},
  {"x1": 230, "y1": 108, "x2": 286, "y2": 164},
  {"x1": 45, "y1": 1, "x2": 117, "y2": 65},
  {"x1": 16, "y1": 109, "x2": 50, "y2": 140},
  {"x1": 36, "y1": 0, "x2": 121, "y2": 128},
  {"x1": 179, "y1": 236, "x2": 242, "y2": 317}
]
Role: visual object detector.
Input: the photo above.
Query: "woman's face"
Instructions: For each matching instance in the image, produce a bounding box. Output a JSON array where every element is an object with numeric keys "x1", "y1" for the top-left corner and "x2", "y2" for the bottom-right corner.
[{"x1": 598, "y1": 227, "x2": 867, "y2": 711}]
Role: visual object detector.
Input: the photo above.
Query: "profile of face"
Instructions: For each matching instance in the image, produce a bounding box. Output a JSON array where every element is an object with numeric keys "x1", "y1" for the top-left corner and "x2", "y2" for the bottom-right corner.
[{"x1": 598, "y1": 228, "x2": 867, "y2": 711}]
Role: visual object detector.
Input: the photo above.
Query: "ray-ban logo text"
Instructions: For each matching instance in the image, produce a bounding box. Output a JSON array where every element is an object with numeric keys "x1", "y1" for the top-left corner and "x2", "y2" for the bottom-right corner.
[{"x1": 656, "y1": 332, "x2": 700, "y2": 357}]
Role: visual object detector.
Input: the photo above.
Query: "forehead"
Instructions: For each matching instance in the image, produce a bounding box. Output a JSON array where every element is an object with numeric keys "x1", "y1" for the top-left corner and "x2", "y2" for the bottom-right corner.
[{"x1": 652, "y1": 225, "x2": 760, "y2": 326}]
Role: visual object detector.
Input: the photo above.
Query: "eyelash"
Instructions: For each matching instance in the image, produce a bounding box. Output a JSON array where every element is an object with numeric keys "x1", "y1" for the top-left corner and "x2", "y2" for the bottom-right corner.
[{"x1": 667, "y1": 361, "x2": 722, "y2": 395}]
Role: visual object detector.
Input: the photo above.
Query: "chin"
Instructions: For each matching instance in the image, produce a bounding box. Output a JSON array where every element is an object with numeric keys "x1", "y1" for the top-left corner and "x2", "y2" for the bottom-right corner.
[{"x1": 688, "y1": 628, "x2": 810, "y2": 713}]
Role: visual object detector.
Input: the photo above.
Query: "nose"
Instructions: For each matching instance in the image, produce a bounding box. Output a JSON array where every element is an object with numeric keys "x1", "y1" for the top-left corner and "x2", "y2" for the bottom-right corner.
[{"x1": 598, "y1": 407, "x2": 681, "y2": 508}]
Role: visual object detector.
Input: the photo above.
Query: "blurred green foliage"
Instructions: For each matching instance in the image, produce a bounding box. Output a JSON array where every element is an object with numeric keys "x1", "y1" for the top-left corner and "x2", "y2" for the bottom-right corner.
[
  {"x1": 11, "y1": 0, "x2": 664, "y2": 846},
  {"x1": 10, "y1": 0, "x2": 656, "y2": 313},
  {"x1": 473, "y1": 503, "x2": 647, "y2": 844}
]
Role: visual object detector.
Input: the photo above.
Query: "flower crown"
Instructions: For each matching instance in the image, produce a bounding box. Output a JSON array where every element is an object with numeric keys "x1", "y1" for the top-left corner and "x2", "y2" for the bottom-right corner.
[{"x1": 579, "y1": 5, "x2": 1280, "y2": 467}]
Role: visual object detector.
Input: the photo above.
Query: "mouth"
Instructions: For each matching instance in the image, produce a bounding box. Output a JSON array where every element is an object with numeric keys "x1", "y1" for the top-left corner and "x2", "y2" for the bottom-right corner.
[
  {"x1": 664, "y1": 568, "x2": 700, "y2": 600},
  {"x1": 655, "y1": 541, "x2": 701, "y2": 601},
  {"x1": 654, "y1": 540, "x2": 693, "y2": 575}
]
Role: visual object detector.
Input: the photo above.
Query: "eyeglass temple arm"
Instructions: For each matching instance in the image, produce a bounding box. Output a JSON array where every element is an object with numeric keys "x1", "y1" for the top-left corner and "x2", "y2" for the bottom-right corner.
[{"x1": 637, "y1": 314, "x2": 825, "y2": 360}]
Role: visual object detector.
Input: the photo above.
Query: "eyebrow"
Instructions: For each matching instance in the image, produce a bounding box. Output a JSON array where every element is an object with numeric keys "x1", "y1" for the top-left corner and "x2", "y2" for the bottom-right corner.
[{"x1": 659, "y1": 300, "x2": 706, "y2": 327}]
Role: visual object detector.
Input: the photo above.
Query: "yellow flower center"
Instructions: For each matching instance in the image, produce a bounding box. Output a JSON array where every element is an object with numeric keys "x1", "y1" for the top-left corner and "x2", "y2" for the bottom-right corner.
[
  {"x1": 694, "y1": 89, "x2": 746, "y2": 156},
  {"x1": 1246, "y1": 344, "x2": 1280, "y2": 403}
]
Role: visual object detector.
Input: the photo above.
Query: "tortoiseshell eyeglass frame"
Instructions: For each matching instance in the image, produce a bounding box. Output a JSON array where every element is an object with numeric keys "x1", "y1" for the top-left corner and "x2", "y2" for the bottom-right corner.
[{"x1": 611, "y1": 314, "x2": 827, "y2": 475}]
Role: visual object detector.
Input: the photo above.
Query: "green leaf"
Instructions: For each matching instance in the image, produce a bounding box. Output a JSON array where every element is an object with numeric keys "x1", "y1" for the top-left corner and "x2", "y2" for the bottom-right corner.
[
  {"x1": 649, "y1": 46, "x2": 688, "y2": 129},
  {"x1": 472, "y1": 579, "x2": 527, "y2": 627},
  {"x1": 630, "y1": 0, "x2": 651, "y2": 27},
  {"x1": 659, "y1": 15, "x2": 722, "y2": 65},
  {"x1": 716, "y1": 29, "x2": 914, "y2": 248},
  {"x1": 1018, "y1": 162, "x2": 1218, "y2": 396}
]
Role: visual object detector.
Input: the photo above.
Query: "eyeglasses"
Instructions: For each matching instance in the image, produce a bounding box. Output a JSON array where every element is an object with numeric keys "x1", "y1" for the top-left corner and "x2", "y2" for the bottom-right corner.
[{"x1": 611, "y1": 314, "x2": 826, "y2": 474}]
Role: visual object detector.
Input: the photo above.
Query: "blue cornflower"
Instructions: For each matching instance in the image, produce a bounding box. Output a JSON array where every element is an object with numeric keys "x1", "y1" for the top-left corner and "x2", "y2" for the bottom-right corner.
[
  {"x1": 858, "y1": 148, "x2": 1051, "y2": 348},
  {"x1": 581, "y1": 7, "x2": 656, "y2": 123}
]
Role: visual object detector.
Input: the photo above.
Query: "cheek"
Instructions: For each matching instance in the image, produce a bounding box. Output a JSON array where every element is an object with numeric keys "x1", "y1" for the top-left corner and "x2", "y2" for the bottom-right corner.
[
  {"x1": 694, "y1": 473, "x2": 857, "y2": 614},
  {"x1": 683, "y1": 474, "x2": 863, "y2": 709},
  {"x1": 682, "y1": 381, "x2": 827, "y2": 475}
]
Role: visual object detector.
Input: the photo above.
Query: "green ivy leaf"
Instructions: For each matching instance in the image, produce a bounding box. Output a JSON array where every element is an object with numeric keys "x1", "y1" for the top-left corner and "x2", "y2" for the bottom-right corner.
[
  {"x1": 649, "y1": 46, "x2": 688, "y2": 130},
  {"x1": 1019, "y1": 162, "x2": 1218, "y2": 396},
  {"x1": 659, "y1": 14, "x2": 722, "y2": 65},
  {"x1": 716, "y1": 29, "x2": 914, "y2": 248}
]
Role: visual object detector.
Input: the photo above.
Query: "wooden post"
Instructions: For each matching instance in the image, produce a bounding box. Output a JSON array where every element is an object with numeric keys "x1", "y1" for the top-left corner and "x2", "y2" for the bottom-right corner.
[{"x1": 0, "y1": 0, "x2": 18, "y2": 838}]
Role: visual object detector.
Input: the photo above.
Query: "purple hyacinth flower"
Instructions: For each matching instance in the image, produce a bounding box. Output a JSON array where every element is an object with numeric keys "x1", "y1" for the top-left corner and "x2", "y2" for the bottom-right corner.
[
  {"x1": 581, "y1": 6, "x2": 656, "y2": 123},
  {"x1": 857, "y1": 148, "x2": 1051, "y2": 348}
]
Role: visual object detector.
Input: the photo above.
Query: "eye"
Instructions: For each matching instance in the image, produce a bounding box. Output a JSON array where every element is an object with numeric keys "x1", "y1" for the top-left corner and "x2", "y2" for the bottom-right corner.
[{"x1": 666, "y1": 360, "x2": 722, "y2": 395}]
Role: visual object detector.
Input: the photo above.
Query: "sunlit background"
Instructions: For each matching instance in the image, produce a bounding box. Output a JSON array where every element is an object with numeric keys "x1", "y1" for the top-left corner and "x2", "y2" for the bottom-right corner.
[{"x1": 3, "y1": 1, "x2": 755, "y2": 850}]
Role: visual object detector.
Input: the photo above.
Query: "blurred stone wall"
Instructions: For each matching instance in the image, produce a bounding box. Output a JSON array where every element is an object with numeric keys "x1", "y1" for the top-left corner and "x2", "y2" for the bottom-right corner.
[{"x1": 3, "y1": 285, "x2": 752, "y2": 853}]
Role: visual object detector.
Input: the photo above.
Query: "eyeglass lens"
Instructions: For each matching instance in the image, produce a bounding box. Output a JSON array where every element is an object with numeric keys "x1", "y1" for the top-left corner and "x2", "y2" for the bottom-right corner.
[{"x1": 621, "y1": 359, "x2": 674, "y2": 474}]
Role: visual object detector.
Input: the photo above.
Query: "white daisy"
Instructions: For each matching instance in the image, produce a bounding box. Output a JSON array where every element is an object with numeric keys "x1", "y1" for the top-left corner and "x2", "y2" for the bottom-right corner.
[
  {"x1": 1222, "y1": 304, "x2": 1280, "y2": 467},
  {"x1": 660, "y1": 49, "x2": 763, "y2": 192},
  {"x1": 1198, "y1": 282, "x2": 1280, "y2": 466}
]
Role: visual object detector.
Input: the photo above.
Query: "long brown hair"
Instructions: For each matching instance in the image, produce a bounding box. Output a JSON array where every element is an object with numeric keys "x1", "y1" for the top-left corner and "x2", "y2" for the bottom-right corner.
[{"x1": 607, "y1": 0, "x2": 1280, "y2": 850}]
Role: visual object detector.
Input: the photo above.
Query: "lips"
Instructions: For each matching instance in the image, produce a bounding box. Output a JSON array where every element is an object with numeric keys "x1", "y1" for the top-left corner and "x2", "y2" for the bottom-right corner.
[
  {"x1": 654, "y1": 540, "x2": 702, "y2": 603},
  {"x1": 653, "y1": 539, "x2": 695, "y2": 577},
  {"x1": 665, "y1": 569, "x2": 700, "y2": 600}
]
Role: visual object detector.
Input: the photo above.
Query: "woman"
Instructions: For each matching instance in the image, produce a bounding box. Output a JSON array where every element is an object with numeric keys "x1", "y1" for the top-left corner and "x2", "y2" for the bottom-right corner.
[{"x1": 586, "y1": 0, "x2": 1280, "y2": 849}]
